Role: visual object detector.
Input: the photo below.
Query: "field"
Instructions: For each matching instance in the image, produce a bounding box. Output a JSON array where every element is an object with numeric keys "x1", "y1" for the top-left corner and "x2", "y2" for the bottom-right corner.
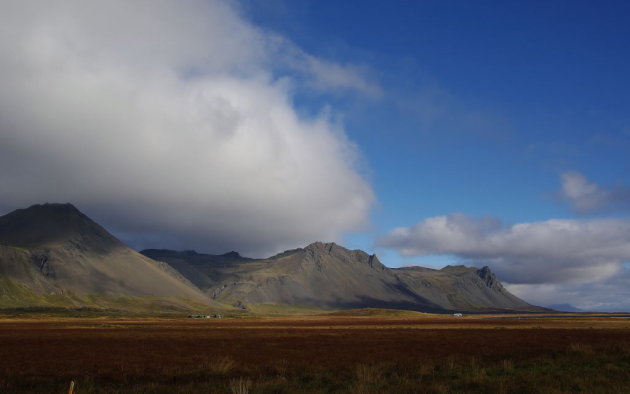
[{"x1": 1, "y1": 312, "x2": 629, "y2": 393}]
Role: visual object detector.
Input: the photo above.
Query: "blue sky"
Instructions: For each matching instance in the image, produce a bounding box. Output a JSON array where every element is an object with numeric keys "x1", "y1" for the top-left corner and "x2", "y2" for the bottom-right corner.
[
  {"x1": 1, "y1": 0, "x2": 629, "y2": 310},
  {"x1": 242, "y1": 0, "x2": 630, "y2": 309},
  {"x1": 246, "y1": 0, "x2": 629, "y2": 206},
  {"x1": 244, "y1": 1, "x2": 630, "y2": 231}
]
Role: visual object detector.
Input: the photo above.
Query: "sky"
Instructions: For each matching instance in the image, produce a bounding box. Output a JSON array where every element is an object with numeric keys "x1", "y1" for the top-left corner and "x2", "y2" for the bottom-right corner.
[{"x1": 1, "y1": 0, "x2": 629, "y2": 311}]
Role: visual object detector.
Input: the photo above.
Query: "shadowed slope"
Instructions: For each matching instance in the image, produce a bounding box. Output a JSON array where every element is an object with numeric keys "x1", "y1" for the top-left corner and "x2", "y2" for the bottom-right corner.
[{"x1": 0, "y1": 203, "x2": 119, "y2": 252}]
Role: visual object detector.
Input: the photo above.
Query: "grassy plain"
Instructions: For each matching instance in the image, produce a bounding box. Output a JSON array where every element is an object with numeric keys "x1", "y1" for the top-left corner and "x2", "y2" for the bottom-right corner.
[{"x1": 0, "y1": 312, "x2": 629, "y2": 393}]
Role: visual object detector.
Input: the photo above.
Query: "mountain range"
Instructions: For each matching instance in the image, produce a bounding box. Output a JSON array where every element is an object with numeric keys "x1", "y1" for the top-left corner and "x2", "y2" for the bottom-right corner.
[{"x1": 0, "y1": 203, "x2": 545, "y2": 313}]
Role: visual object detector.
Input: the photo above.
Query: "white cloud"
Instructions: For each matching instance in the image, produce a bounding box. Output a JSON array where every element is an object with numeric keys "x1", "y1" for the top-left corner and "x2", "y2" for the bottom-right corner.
[
  {"x1": 561, "y1": 171, "x2": 630, "y2": 214},
  {"x1": 296, "y1": 51, "x2": 382, "y2": 97},
  {"x1": 0, "y1": 0, "x2": 377, "y2": 256},
  {"x1": 264, "y1": 34, "x2": 382, "y2": 97},
  {"x1": 506, "y1": 270, "x2": 630, "y2": 312},
  {"x1": 379, "y1": 213, "x2": 630, "y2": 310},
  {"x1": 378, "y1": 213, "x2": 630, "y2": 285}
]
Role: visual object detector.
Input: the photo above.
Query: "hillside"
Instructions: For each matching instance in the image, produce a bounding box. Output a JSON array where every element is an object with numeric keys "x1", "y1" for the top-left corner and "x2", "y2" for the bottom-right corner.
[
  {"x1": 0, "y1": 203, "x2": 219, "y2": 312},
  {"x1": 395, "y1": 265, "x2": 537, "y2": 312}
]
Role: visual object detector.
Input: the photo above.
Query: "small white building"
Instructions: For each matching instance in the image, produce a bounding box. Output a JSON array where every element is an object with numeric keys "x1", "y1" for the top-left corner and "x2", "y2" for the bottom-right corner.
[{"x1": 453, "y1": 313, "x2": 463, "y2": 317}]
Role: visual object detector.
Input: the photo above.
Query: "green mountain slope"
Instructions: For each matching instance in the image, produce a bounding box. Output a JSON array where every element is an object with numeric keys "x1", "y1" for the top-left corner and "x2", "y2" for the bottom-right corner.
[{"x1": 0, "y1": 204, "x2": 220, "y2": 312}]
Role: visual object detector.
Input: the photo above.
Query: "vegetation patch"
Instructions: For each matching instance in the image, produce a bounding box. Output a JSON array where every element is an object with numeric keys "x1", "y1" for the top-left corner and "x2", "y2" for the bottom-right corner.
[{"x1": 0, "y1": 316, "x2": 628, "y2": 393}]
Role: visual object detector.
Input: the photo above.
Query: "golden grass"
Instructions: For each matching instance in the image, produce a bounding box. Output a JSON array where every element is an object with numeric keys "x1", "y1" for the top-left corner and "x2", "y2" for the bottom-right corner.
[{"x1": 229, "y1": 377, "x2": 252, "y2": 394}]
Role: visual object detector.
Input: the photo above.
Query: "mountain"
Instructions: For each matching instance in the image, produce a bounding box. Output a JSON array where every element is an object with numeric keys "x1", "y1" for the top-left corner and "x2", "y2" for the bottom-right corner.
[
  {"x1": 0, "y1": 203, "x2": 543, "y2": 314},
  {"x1": 141, "y1": 249, "x2": 256, "y2": 290},
  {"x1": 395, "y1": 265, "x2": 537, "y2": 312},
  {"x1": 0, "y1": 203, "x2": 217, "y2": 311},
  {"x1": 143, "y1": 242, "x2": 544, "y2": 313}
]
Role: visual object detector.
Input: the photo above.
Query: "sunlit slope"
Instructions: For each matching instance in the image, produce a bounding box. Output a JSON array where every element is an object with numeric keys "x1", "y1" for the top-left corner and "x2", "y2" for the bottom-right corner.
[
  {"x1": 0, "y1": 203, "x2": 217, "y2": 310},
  {"x1": 395, "y1": 265, "x2": 539, "y2": 312},
  {"x1": 211, "y1": 242, "x2": 442, "y2": 310}
]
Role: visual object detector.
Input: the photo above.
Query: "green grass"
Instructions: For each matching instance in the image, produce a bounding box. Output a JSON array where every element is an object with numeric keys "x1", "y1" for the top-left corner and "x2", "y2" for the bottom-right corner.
[
  {"x1": 246, "y1": 303, "x2": 329, "y2": 316},
  {"x1": 0, "y1": 289, "x2": 225, "y2": 317},
  {"x1": 325, "y1": 307, "x2": 431, "y2": 317},
  {"x1": 0, "y1": 276, "x2": 53, "y2": 307}
]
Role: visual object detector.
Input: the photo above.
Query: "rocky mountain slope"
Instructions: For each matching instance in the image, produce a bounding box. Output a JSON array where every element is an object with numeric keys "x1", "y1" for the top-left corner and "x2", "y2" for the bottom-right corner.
[
  {"x1": 0, "y1": 203, "x2": 217, "y2": 311},
  {"x1": 144, "y1": 242, "x2": 544, "y2": 313},
  {"x1": 395, "y1": 265, "x2": 536, "y2": 312}
]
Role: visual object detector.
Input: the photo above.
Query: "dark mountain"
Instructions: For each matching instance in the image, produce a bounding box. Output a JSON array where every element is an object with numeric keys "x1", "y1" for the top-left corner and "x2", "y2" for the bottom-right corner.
[
  {"x1": 0, "y1": 203, "x2": 119, "y2": 252},
  {"x1": 0, "y1": 203, "x2": 218, "y2": 311},
  {"x1": 143, "y1": 242, "x2": 545, "y2": 313}
]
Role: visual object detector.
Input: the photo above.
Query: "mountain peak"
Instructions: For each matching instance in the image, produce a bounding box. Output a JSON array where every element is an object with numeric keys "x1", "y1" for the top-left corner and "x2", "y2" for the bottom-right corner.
[
  {"x1": 0, "y1": 202, "x2": 120, "y2": 250},
  {"x1": 6, "y1": 202, "x2": 82, "y2": 217},
  {"x1": 476, "y1": 266, "x2": 502, "y2": 289},
  {"x1": 301, "y1": 241, "x2": 385, "y2": 271},
  {"x1": 304, "y1": 241, "x2": 337, "y2": 253},
  {"x1": 440, "y1": 265, "x2": 473, "y2": 273},
  {"x1": 221, "y1": 251, "x2": 242, "y2": 259},
  {"x1": 34, "y1": 202, "x2": 80, "y2": 212}
]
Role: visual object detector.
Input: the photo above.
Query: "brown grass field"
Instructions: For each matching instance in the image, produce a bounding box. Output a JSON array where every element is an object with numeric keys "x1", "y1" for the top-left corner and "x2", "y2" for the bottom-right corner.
[{"x1": 1, "y1": 313, "x2": 629, "y2": 393}]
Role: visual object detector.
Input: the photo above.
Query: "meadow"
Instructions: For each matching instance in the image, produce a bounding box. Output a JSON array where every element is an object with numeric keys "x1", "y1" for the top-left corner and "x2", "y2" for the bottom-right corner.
[{"x1": 0, "y1": 312, "x2": 629, "y2": 393}]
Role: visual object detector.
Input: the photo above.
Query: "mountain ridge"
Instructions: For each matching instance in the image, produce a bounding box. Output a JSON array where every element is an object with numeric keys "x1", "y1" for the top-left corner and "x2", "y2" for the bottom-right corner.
[
  {"x1": 142, "y1": 242, "x2": 545, "y2": 313},
  {"x1": 0, "y1": 203, "x2": 545, "y2": 313}
]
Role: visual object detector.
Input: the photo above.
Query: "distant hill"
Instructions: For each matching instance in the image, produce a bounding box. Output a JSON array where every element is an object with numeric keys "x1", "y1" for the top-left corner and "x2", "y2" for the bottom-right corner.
[
  {"x1": 547, "y1": 304, "x2": 586, "y2": 312},
  {"x1": 0, "y1": 203, "x2": 219, "y2": 312},
  {"x1": 143, "y1": 242, "x2": 545, "y2": 313}
]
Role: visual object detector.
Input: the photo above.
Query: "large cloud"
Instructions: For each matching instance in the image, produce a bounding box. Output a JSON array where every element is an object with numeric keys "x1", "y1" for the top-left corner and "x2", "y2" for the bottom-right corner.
[
  {"x1": 506, "y1": 269, "x2": 630, "y2": 312},
  {"x1": 378, "y1": 213, "x2": 630, "y2": 284},
  {"x1": 0, "y1": 1, "x2": 376, "y2": 256},
  {"x1": 506, "y1": 271, "x2": 630, "y2": 312}
]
